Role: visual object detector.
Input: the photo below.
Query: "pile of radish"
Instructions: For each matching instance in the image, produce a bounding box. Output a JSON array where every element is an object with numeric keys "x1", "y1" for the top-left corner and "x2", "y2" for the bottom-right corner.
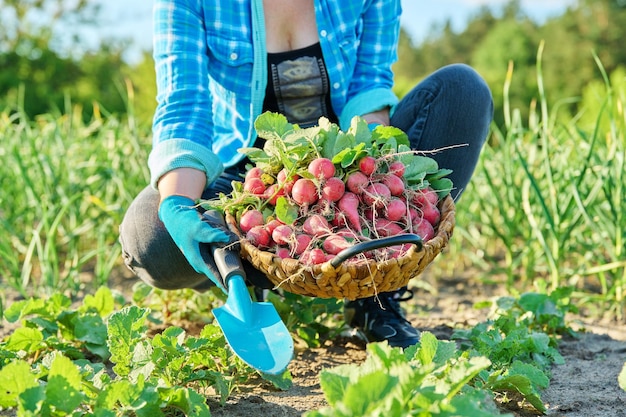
[{"x1": 205, "y1": 112, "x2": 453, "y2": 266}]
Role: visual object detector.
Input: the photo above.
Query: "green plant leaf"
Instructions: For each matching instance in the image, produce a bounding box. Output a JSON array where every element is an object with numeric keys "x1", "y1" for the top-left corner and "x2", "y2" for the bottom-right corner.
[
  {"x1": 319, "y1": 369, "x2": 350, "y2": 406},
  {"x1": 107, "y1": 306, "x2": 150, "y2": 377},
  {"x1": 433, "y1": 339, "x2": 458, "y2": 367},
  {"x1": 157, "y1": 386, "x2": 211, "y2": 417},
  {"x1": 74, "y1": 313, "x2": 108, "y2": 346},
  {"x1": 404, "y1": 155, "x2": 439, "y2": 181},
  {"x1": 331, "y1": 131, "x2": 356, "y2": 158},
  {"x1": 274, "y1": 196, "x2": 299, "y2": 224},
  {"x1": 45, "y1": 354, "x2": 85, "y2": 413},
  {"x1": 430, "y1": 178, "x2": 454, "y2": 197},
  {"x1": 19, "y1": 385, "x2": 45, "y2": 416},
  {"x1": 509, "y1": 360, "x2": 549, "y2": 389},
  {"x1": 319, "y1": 118, "x2": 341, "y2": 160},
  {"x1": 261, "y1": 369, "x2": 293, "y2": 391},
  {"x1": 0, "y1": 360, "x2": 39, "y2": 407},
  {"x1": 416, "y1": 331, "x2": 438, "y2": 365},
  {"x1": 619, "y1": 363, "x2": 626, "y2": 392},
  {"x1": 5, "y1": 327, "x2": 44, "y2": 353},
  {"x1": 3, "y1": 298, "x2": 47, "y2": 323},
  {"x1": 373, "y1": 125, "x2": 409, "y2": 147},
  {"x1": 342, "y1": 370, "x2": 397, "y2": 415},
  {"x1": 254, "y1": 112, "x2": 294, "y2": 141},
  {"x1": 347, "y1": 116, "x2": 372, "y2": 147},
  {"x1": 82, "y1": 286, "x2": 115, "y2": 317},
  {"x1": 487, "y1": 361, "x2": 548, "y2": 413}
]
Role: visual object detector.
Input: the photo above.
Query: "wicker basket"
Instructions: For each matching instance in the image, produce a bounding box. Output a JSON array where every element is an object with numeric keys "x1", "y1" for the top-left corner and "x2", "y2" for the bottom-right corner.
[{"x1": 226, "y1": 195, "x2": 455, "y2": 300}]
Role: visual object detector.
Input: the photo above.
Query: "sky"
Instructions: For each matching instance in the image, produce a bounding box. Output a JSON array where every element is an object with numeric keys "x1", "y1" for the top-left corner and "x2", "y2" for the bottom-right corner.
[{"x1": 89, "y1": 0, "x2": 577, "y2": 63}]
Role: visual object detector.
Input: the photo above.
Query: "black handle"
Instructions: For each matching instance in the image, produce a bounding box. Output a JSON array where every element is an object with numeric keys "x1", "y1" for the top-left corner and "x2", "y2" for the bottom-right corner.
[
  {"x1": 329, "y1": 234, "x2": 423, "y2": 268},
  {"x1": 202, "y1": 210, "x2": 246, "y2": 284}
]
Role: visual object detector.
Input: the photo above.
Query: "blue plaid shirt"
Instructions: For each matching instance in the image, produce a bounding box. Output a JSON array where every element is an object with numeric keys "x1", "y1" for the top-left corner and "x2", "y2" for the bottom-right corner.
[{"x1": 149, "y1": 0, "x2": 402, "y2": 188}]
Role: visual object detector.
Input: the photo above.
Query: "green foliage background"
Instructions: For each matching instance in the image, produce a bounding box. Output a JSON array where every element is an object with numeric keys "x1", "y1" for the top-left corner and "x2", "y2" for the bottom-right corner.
[{"x1": 1, "y1": 0, "x2": 625, "y2": 129}]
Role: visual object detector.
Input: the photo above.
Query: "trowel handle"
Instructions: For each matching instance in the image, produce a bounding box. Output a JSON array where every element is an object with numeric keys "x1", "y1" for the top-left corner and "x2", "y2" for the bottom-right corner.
[{"x1": 202, "y1": 210, "x2": 246, "y2": 286}]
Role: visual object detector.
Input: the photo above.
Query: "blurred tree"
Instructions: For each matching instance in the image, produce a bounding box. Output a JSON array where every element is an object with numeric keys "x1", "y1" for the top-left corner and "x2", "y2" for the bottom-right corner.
[
  {"x1": 395, "y1": 0, "x2": 626, "y2": 130},
  {"x1": 540, "y1": 0, "x2": 626, "y2": 108},
  {"x1": 123, "y1": 51, "x2": 157, "y2": 127},
  {"x1": 0, "y1": 0, "x2": 131, "y2": 120},
  {"x1": 471, "y1": 15, "x2": 540, "y2": 127}
]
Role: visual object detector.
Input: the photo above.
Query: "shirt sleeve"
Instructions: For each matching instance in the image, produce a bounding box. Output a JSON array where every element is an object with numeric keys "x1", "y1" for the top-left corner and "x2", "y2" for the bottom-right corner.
[
  {"x1": 339, "y1": 0, "x2": 401, "y2": 128},
  {"x1": 149, "y1": 0, "x2": 223, "y2": 189}
]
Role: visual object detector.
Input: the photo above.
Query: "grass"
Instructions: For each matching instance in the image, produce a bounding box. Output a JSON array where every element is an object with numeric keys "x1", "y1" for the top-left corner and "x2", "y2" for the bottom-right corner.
[
  {"x1": 0, "y1": 103, "x2": 150, "y2": 297},
  {"x1": 446, "y1": 45, "x2": 625, "y2": 320}
]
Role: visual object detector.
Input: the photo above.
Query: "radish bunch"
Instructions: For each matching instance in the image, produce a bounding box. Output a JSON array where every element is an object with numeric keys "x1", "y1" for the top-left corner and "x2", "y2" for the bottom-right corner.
[{"x1": 204, "y1": 112, "x2": 453, "y2": 266}]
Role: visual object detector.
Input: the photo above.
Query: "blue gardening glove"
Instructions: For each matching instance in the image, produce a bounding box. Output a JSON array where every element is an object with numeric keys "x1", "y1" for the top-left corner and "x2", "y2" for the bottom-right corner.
[{"x1": 158, "y1": 195, "x2": 232, "y2": 291}]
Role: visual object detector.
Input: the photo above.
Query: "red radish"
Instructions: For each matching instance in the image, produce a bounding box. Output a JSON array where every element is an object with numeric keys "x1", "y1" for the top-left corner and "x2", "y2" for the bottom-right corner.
[
  {"x1": 374, "y1": 218, "x2": 404, "y2": 237},
  {"x1": 385, "y1": 198, "x2": 406, "y2": 222},
  {"x1": 321, "y1": 177, "x2": 345, "y2": 202},
  {"x1": 336, "y1": 228, "x2": 358, "y2": 239},
  {"x1": 302, "y1": 214, "x2": 331, "y2": 237},
  {"x1": 346, "y1": 172, "x2": 369, "y2": 194},
  {"x1": 265, "y1": 218, "x2": 284, "y2": 235},
  {"x1": 421, "y1": 202, "x2": 441, "y2": 225},
  {"x1": 245, "y1": 167, "x2": 263, "y2": 181},
  {"x1": 388, "y1": 161, "x2": 405, "y2": 177},
  {"x1": 358, "y1": 156, "x2": 377, "y2": 176},
  {"x1": 291, "y1": 178, "x2": 318, "y2": 205},
  {"x1": 239, "y1": 209, "x2": 264, "y2": 233},
  {"x1": 277, "y1": 169, "x2": 299, "y2": 194},
  {"x1": 338, "y1": 192, "x2": 361, "y2": 233},
  {"x1": 331, "y1": 211, "x2": 347, "y2": 228},
  {"x1": 275, "y1": 247, "x2": 292, "y2": 259},
  {"x1": 272, "y1": 224, "x2": 293, "y2": 246},
  {"x1": 362, "y1": 183, "x2": 391, "y2": 208},
  {"x1": 307, "y1": 248, "x2": 326, "y2": 264},
  {"x1": 363, "y1": 207, "x2": 376, "y2": 222},
  {"x1": 413, "y1": 218, "x2": 435, "y2": 241},
  {"x1": 405, "y1": 207, "x2": 419, "y2": 225},
  {"x1": 244, "y1": 177, "x2": 266, "y2": 195},
  {"x1": 263, "y1": 183, "x2": 284, "y2": 205},
  {"x1": 246, "y1": 226, "x2": 270, "y2": 248},
  {"x1": 308, "y1": 158, "x2": 335, "y2": 180},
  {"x1": 292, "y1": 234, "x2": 312, "y2": 256},
  {"x1": 412, "y1": 187, "x2": 439, "y2": 207},
  {"x1": 382, "y1": 174, "x2": 405, "y2": 196},
  {"x1": 322, "y1": 234, "x2": 352, "y2": 255}
]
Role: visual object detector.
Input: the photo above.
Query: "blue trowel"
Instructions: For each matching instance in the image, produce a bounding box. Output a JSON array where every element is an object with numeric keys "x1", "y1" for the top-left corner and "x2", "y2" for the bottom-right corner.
[{"x1": 203, "y1": 211, "x2": 293, "y2": 375}]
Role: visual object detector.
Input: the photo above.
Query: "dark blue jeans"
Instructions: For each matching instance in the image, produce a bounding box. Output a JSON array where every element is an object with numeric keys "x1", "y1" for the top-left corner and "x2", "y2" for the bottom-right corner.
[
  {"x1": 391, "y1": 63, "x2": 493, "y2": 199},
  {"x1": 119, "y1": 63, "x2": 493, "y2": 291}
]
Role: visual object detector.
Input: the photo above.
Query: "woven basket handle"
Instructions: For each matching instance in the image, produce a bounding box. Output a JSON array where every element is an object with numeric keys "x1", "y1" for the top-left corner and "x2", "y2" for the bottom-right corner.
[{"x1": 329, "y1": 234, "x2": 424, "y2": 268}]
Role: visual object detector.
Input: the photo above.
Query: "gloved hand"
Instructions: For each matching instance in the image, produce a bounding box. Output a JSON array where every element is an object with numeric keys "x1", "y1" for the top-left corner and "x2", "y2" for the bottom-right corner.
[{"x1": 158, "y1": 194, "x2": 233, "y2": 291}]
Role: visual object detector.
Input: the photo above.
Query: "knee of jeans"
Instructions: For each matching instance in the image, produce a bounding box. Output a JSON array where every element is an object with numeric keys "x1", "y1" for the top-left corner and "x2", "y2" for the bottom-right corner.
[{"x1": 447, "y1": 64, "x2": 493, "y2": 106}]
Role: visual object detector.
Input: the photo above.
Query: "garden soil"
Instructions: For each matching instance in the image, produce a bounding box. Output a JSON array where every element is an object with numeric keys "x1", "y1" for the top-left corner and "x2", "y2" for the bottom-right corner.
[
  {"x1": 2, "y1": 271, "x2": 626, "y2": 417},
  {"x1": 206, "y1": 272, "x2": 626, "y2": 417}
]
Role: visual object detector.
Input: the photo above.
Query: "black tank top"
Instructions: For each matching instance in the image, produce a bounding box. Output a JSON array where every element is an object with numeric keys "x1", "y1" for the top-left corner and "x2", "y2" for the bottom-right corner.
[{"x1": 262, "y1": 42, "x2": 338, "y2": 127}]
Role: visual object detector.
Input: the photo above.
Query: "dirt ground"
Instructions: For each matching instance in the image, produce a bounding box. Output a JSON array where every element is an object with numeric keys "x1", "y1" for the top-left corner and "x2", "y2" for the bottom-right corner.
[
  {"x1": 206, "y1": 273, "x2": 626, "y2": 417},
  {"x1": 2, "y1": 271, "x2": 626, "y2": 417}
]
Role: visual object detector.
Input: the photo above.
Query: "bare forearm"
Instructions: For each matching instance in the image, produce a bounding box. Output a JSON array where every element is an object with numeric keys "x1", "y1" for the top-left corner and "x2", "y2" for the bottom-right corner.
[
  {"x1": 361, "y1": 108, "x2": 390, "y2": 126},
  {"x1": 157, "y1": 168, "x2": 207, "y2": 202}
]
